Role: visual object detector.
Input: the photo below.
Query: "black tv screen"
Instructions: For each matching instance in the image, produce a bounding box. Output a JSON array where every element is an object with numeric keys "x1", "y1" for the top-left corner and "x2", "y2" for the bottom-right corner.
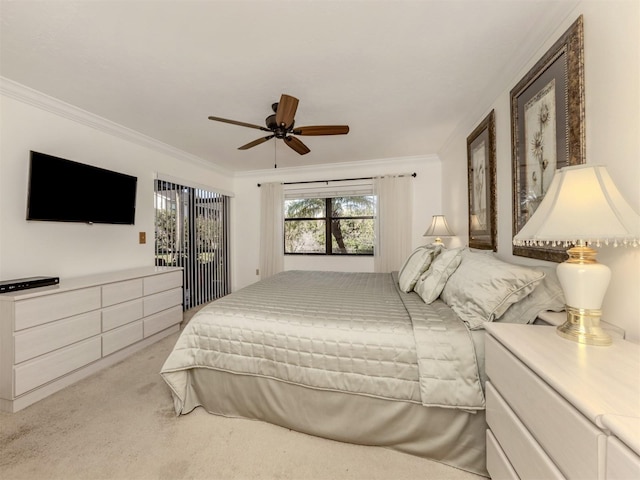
[{"x1": 26, "y1": 151, "x2": 137, "y2": 225}]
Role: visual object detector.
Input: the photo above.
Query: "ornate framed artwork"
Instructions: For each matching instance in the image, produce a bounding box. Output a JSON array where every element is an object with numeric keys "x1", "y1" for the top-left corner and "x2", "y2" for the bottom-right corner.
[
  {"x1": 511, "y1": 15, "x2": 585, "y2": 262},
  {"x1": 467, "y1": 109, "x2": 497, "y2": 251}
]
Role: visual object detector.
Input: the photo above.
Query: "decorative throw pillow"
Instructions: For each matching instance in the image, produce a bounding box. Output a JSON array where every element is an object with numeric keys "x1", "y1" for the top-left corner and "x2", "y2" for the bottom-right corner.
[
  {"x1": 440, "y1": 249, "x2": 546, "y2": 329},
  {"x1": 414, "y1": 247, "x2": 464, "y2": 303},
  {"x1": 497, "y1": 266, "x2": 566, "y2": 325},
  {"x1": 397, "y1": 245, "x2": 442, "y2": 293}
]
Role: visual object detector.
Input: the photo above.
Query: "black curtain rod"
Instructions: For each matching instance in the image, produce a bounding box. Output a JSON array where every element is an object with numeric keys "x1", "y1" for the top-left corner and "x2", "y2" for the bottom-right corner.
[{"x1": 257, "y1": 172, "x2": 416, "y2": 187}]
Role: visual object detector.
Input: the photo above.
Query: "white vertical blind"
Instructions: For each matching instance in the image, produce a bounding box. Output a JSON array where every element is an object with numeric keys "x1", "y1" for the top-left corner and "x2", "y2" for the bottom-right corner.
[{"x1": 154, "y1": 179, "x2": 230, "y2": 309}]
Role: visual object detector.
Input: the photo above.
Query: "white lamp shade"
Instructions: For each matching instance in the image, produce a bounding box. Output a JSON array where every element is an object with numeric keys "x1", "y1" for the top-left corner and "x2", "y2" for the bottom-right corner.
[
  {"x1": 514, "y1": 165, "x2": 640, "y2": 247},
  {"x1": 423, "y1": 215, "x2": 455, "y2": 237}
]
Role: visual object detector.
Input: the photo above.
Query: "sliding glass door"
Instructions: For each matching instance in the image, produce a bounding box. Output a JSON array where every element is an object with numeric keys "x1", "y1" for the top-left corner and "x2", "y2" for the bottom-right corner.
[{"x1": 154, "y1": 179, "x2": 230, "y2": 309}]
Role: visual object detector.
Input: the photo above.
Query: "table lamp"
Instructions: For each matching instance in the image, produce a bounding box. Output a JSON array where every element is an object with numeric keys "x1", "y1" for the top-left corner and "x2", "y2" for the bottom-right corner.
[
  {"x1": 423, "y1": 215, "x2": 455, "y2": 245},
  {"x1": 513, "y1": 164, "x2": 640, "y2": 346}
]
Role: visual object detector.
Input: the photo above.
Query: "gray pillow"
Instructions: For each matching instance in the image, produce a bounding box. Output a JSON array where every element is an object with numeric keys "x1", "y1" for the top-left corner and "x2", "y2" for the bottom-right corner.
[
  {"x1": 496, "y1": 266, "x2": 565, "y2": 325},
  {"x1": 398, "y1": 245, "x2": 442, "y2": 293},
  {"x1": 440, "y1": 249, "x2": 546, "y2": 329},
  {"x1": 414, "y1": 247, "x2": 464, "y2": 303}
]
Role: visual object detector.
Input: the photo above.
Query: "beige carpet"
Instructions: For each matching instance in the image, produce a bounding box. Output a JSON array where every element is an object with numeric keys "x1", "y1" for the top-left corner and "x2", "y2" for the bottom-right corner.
[{"x1": 1, "y1": 323, "x2": 483, "y2": 480}]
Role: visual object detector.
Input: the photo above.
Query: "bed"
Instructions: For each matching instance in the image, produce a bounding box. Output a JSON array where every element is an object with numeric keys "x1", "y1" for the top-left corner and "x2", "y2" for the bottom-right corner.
[
  {"x1": 160, "y1": 248, "x2": 564, "y2": 477},
  {"x1": 160, "y1": 268, "x2": 491, "y2": 475}
]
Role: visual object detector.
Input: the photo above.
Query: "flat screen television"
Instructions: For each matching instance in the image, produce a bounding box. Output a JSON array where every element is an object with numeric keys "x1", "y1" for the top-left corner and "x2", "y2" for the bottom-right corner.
[{"x1": 26, "y1": 151, "x2": 137, "y2": 225}]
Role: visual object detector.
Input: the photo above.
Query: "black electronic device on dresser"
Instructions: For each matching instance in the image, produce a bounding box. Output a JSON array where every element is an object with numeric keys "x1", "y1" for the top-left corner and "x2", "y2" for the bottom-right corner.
[{"x1": 0, "y1": 276, "x2": 60, "y2": 294}]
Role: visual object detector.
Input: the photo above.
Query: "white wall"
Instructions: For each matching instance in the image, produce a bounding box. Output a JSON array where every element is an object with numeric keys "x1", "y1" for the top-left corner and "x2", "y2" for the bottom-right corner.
[
  {"x1": 0, "y1": 80, "x2": 442, "y2": 297},
  {"x1": 232, "y1": 155, "x2": 442, "y2": 290},
  {"x1": 0, "y1": 82, "x2": 233, "y2": 280},
  {"x1": 3, "y1": 0, "x2": 636, "y2": 342},
  {"x1": 439, "y1": 0, "x2": 640, "y2": 342}
]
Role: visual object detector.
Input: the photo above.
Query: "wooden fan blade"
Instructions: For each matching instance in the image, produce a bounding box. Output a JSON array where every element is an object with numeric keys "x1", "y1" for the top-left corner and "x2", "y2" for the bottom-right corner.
[
  {"x1": 292, "y1": 125, "x2": 350, "y2": 136},
  {"x1": 275, "y1": 94, "x2": 299, "y2": 128},
  {"x1": 238, "y1": 135, "x2": 274, "y2": 150},
  {"x1": 208, "y1": 116, "x2": 269, "y2": 131},
  {"x1": 284, "y1": 136, "x2": 310, "y2": 155}
]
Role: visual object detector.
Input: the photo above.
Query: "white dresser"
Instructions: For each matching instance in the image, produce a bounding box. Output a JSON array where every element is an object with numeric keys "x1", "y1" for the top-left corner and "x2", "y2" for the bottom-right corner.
[
  {"x1": 484, "y1": 323, "x2": 640, "y2": 479},
  {"x1": 0, "y1": 267, "x2": 183, "y2": 412}
]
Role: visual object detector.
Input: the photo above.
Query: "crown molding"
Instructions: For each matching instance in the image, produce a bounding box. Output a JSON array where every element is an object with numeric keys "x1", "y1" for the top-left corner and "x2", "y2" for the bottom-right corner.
[
  {"x1": 1, "y1": 77, "x2": 439, "y2": 181},
  {"x1": 233, "y1": 154, "x2": 440, "y2": 179},
  {"x1": 0, "y1": 76, "x2": 232, "y2": 176}
]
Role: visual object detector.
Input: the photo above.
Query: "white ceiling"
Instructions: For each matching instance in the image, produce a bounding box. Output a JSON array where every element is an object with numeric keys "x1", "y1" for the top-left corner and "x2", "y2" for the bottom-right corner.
[{"x1": 0, "y1": 0, "x2": 579, "y2": 173}]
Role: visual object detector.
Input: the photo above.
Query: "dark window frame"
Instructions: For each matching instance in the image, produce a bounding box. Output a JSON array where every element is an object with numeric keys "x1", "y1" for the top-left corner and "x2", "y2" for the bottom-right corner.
[{"x1": 284, "y1": 197, "x2": 374, "y2": 256}]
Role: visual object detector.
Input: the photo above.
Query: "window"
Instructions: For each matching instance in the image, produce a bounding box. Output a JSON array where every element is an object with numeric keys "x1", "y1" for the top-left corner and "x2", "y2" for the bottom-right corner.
[{"x1": 284, "y1": 195, "x2": 375, "y2": 255}]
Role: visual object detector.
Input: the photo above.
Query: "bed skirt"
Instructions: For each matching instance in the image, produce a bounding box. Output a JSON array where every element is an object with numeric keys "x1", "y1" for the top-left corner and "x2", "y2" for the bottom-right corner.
[{"x1": 176, "y1": 367, "x2": 488, "y2": 477}]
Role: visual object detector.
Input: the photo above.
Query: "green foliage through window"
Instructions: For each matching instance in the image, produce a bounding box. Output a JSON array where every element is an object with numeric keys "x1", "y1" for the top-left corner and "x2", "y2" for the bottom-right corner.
[{"x1": 284, "y1": 196, "x2": 375, "y2": 255}]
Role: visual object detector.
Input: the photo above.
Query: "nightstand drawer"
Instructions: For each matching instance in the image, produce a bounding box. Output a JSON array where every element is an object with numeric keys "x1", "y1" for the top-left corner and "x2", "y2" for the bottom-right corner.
[
  {"x1": 486, "y1": 429, "x2": 519, "y2": 480},
  {"x1": 486, "y1": 335, "x2": 603, "y2": 479},
  {"x1": 486, "y1": 381, "x2": 564, "y2": 479},
  {"x1": 607, "y1": 436, "x2": 640, "y2": 480}
]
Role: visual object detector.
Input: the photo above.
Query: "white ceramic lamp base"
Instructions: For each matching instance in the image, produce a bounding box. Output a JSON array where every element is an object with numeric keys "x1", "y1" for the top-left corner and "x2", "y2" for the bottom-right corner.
[{"x1": 556, "y1": 246, "x2": 612, "y2": 346}]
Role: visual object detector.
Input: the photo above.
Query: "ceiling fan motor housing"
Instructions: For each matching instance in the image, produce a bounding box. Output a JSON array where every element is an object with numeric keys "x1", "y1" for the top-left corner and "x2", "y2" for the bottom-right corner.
[{"x1": 265, "y1": 113, "x2": 292, "y2": 138}]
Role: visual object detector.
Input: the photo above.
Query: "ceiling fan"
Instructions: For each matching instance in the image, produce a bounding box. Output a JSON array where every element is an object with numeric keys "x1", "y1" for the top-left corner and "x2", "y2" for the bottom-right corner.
[{"x1": 208, "y1": 94, "x2": 349, "y2": 155}]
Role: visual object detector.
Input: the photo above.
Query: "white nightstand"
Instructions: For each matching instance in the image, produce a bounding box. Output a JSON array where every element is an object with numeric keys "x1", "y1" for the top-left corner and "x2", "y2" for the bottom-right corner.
[{"x1": 484, "y1": 323, "x2": 640, "y2": 479}]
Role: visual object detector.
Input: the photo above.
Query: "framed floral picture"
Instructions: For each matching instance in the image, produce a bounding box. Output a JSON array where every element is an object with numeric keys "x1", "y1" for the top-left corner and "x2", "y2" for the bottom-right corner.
[
  {"x1": 467, "y1": 110, "x2": 496, "y2": 251},
  {"x1": 511, "y1": 15, "x2": 585, "y2": 262}
]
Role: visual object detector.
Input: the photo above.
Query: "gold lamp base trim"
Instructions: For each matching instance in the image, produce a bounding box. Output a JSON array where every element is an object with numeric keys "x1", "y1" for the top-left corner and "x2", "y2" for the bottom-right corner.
[{"x1": 556, "y1": 306, "x2": 612, "y2": 346}]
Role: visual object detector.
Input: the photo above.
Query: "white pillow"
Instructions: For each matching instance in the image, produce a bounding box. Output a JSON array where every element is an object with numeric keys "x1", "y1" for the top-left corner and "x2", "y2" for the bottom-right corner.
[
  {"x1": 414, "y1": 247, "x2": 464, "y2": 303},
  {"x1": 497, "y1": 266, "x2": 565, "y2": 325},
  {"x1": 397, "y1": 245, "x2": 441, "y2": 293},
  {"x1": 440, "y1": 249, "x2": 546, "y2": 329}
]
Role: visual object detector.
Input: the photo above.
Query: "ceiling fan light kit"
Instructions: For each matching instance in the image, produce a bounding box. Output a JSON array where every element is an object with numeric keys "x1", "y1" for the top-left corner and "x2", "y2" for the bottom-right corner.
[{"x1": 208, "y1": 94, "x2": 349, "y2": 155}]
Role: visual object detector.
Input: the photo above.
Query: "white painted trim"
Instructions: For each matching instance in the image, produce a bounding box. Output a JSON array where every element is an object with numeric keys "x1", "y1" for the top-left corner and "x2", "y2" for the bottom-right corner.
[
  {"x1": 155, "y1": 172, "x2": 235, "y2": 198},
  {"x1": 233, "y1": 154, "x2": 440, "y2": 178},
  {"x1": 1, "y1": 76, "x2": 439, "y2": 179},
  {"x1": 0, "y1": 76, "x2": 231, "y2": 175}
]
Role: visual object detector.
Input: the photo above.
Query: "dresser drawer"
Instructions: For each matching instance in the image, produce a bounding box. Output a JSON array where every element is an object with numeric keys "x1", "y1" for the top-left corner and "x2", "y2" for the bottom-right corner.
[
  {"x1": 102, "y1": 298, "x2": 143, "y2": 332},
  {"x1": 143, "y1": 305, "x2": 182, "y2": 337},
  {"x1": 14, "y1": 337, "x2": 101, "y2": 395},
  {"x1": 102, "y1": 279, "x2": 143, "y2": 307},
  {"x1": 14, "y1": 311, "x2": 101, "y2": 363},
  {"x1": 14, "y1": 287, "x2": 101, "y2": 330},
  {"x1": 102, "y1": 321, "x2": 143, "y2": 356},
  {"x1": 486, "y1": 429, "x2": 519, "y2": 480},
  {"x1": 486, "y1": 381, "x2": 564, "y2": 479},
  {"x1": 607, "y1": 436, "x2": 640, "y2": 480},
  {"x1": 143, "y1": 287, "x2": 182, "y2": 316},
  {"x1": 486, "y1": 335, "x2": 603, "y2": 479},
  {"x1": 143, "y1": 271, "x2": 182, "y2": 296}
]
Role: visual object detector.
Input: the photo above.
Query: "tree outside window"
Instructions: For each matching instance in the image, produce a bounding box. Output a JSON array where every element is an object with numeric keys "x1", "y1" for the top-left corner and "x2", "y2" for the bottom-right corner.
[{"x1": 284, "y1": 196, "x2": 375, "y2": 255}]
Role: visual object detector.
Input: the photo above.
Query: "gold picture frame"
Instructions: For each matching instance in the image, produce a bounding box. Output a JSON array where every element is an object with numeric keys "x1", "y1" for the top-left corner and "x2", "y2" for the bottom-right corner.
[
  {"x1": 511, "y1": 15, "x2": 585, "y2": 262},
  {"x1": 467, "y1": 110, "x2": 497, "y2": 251}
]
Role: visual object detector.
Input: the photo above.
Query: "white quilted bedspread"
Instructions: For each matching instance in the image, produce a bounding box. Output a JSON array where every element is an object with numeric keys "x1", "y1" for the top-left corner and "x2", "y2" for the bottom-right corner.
[{"x1": 161, "y1": 270, "x2": 485, "y2": 412}]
